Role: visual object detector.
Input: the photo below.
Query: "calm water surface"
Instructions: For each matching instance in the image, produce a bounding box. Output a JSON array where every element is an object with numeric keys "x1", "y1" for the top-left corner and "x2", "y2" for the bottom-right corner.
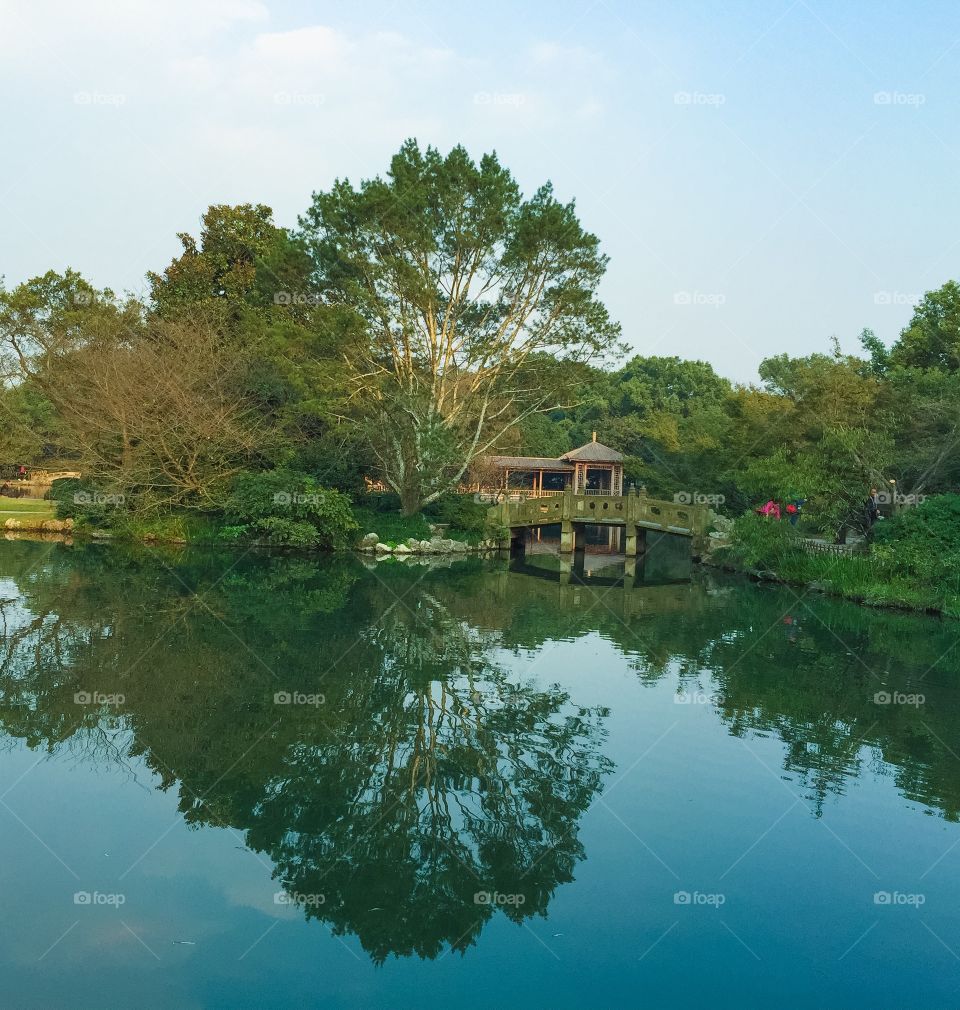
[{"x1": 1, "y1": 539, "x2": 959, "y2": 1008}]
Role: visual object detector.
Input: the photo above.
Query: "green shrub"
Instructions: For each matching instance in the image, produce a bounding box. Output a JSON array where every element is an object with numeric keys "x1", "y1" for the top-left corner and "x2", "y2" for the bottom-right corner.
[
  {"x1": 48, "y1": 478, "x2": 83, "y2": 518},
  {"x1": 353, "y1": 491, "x2": 492, "y2": 544},
  {"x1": 718, "y1": 503, "x2": 960, "y2": 616},
  {"x1": 350, "y1": 505, "x2": 431, "y2": 546},
  {"x1": 49, "y1": 477, "x2": 126, "y2": 528},
  {"x1": 423, "y1": 493, "x2": 490, "y2": 540},
  {"x1": 872, "y1": 494, "x2": 960, "y2": 583},
  {"x1": 253, "y1": 517, "x2": 326, "y2": 548},
  {"x1": 724, "y1": 512, "x2": 802, "y2": 568},
  {"x1": 222, "y1": 470, "x2": 358, "y2": 548},
  {"x1": 111, "y1": 513, "x2": 189, "y2": 543}
]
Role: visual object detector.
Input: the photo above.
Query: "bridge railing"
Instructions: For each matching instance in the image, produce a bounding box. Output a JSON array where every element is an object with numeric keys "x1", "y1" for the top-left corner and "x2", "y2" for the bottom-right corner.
[{"x1": 488, "y1": 489, "x2": 710, "y2": 539}]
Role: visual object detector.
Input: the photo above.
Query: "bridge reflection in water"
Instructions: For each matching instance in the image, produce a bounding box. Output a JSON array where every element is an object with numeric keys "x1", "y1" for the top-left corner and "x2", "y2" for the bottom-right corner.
[{"x1": 507, "y1": 523, "x2": 695, "y2": 617}]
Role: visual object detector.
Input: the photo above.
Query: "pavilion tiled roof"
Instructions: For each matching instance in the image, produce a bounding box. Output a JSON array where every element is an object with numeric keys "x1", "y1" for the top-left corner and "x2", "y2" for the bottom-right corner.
[
  {"x1": 487, "y1": 436, "x2": 622, "y2": 470},
  {"x1": 562, "y1": 440, "x2": 623, "y2": 462}
]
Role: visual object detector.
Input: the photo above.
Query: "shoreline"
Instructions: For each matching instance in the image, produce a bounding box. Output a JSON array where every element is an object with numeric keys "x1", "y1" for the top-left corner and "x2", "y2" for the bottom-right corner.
[
  {"x1": 0, "y1": 517, "x2": 501, "y2": 558},
  {"x1": 697, "y1": 552, "x2": 955, "y2": 620},
  {"x1": 7, "y1": 514, "x2": 954, "y2": 621}
]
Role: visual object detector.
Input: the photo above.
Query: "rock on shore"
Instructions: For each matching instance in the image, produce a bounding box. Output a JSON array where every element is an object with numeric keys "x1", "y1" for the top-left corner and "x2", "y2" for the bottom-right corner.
[{"x1": 357, "y1": 532, "x2": 500, "y2": 555}]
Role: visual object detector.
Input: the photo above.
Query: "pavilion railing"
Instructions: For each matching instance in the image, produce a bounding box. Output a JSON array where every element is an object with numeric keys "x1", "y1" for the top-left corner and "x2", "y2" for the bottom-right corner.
[
  {"x1": 468, "y1": 487, "x2": 629, "y2": 500},
  {"x1": 468, "y1": 488, "x2": 572, "y2": 501}
]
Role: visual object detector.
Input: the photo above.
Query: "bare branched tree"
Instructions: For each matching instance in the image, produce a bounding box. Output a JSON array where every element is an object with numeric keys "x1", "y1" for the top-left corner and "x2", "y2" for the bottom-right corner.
[{"x1": 0, "y1": 271, "x2": 261, "y2": 510}]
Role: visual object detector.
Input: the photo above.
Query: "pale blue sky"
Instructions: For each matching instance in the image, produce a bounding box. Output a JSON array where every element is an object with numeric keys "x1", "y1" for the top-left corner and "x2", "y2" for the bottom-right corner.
[{"x1": 2, "y1": 0, "x2": 958, "y2": 381}]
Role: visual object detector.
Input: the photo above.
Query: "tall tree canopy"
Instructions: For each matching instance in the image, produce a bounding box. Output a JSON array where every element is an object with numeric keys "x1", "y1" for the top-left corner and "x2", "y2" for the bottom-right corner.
[
  {"x1": 890, "y1": 280, "x2": 960, "y2": 372},
  {"x1": 298, "y1": 140, "x2": 621, "y2": 514},
  {"x1": 147, "y1": 203, "x2": 367, "y2": 488}
]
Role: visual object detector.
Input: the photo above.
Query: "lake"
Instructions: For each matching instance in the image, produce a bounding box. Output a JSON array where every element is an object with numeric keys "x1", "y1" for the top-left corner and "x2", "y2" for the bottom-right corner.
[{"x1": 0, "y1": 538, "x2": 958, "y2": 1008}]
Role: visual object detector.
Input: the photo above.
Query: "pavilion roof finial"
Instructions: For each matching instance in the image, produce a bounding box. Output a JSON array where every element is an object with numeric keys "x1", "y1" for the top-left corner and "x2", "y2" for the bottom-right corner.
[{"x1": 592, "y1": 430, "x2": 597, "y2": 442}]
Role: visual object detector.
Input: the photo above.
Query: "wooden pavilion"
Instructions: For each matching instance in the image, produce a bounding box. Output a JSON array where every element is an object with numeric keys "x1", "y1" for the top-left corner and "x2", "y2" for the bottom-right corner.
[{"x1": 484, "y1": 433, "x2": 624, "y2": 496}]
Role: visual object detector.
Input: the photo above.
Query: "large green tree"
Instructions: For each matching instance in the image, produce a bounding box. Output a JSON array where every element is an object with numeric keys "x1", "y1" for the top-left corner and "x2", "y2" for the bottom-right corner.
[
  {"x1": 148, "y1": 203, "x2": 368, "y2": 486},
  {"x1": 890, "y1": 280, "x2": 960, "y2": 372},
  {"x1": 298, "y1": 140, "x2": 621, "y2": 514}
]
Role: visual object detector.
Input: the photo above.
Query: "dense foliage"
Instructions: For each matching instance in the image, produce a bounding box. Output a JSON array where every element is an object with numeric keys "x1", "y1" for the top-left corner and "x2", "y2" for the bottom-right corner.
[
  {"x1": 719, "y1": 496, "x2": 960, "y2": 616},
  {"x1": 222, "y1": 470, "x2": 358, "y2": 548},
  {"x1": 48, "y1": 477, "x2": 122, "y2": 528},
  {"x1": 872, "y1": 494, "x2": 960, "y2": 584},
  {"x1": 0, "y1": 140, "x2": 957, "y2": 560}
]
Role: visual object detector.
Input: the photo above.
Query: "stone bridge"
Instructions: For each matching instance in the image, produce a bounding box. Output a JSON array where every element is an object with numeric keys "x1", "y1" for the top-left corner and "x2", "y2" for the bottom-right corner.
[{"x1": 487, "y1": 489, "x2": 710, "y2": 556}]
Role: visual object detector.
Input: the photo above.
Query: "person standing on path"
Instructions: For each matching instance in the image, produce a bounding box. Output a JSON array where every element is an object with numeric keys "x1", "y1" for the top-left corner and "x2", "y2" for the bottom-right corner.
[
  {"x1": 865, "y1": 488, "x2": 880, "y2": 530},
  {"x1": 786, "y1": 498, "x2": 804, "y2": 526}
]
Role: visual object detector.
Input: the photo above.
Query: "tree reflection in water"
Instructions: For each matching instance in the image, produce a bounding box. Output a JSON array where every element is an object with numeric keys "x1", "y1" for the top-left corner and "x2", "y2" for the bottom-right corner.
[
  {"x1": 0, "y1": 545, "x2": 611, "y2": 962},
  {"x1": 0, "y1": 542, "x2": 958, "y2": 959}
]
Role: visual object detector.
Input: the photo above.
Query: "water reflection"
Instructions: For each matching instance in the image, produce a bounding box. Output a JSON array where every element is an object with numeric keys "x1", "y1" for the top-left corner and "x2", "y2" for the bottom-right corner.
[
  {"x1": 0, "y1": 540, "x2": 958, "y2": 964},
  {"x1": 506, "y1": 541, "x2": 959, "y2": 818},
  {"x1": 0, "y1": 543, "x2": 611, "y2": 963},
  {"x1": 512, "y1": 528, "x2": 694, "y2": 588}
]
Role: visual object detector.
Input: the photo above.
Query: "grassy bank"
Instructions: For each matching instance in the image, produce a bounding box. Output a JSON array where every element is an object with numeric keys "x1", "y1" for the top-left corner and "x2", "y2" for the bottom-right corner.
[
  {"x1": 0, "y1": 497, "x2": 56, "y2": 519},
  {"x1": 0, "y1": 496, "x2": 68, "y2": 533},
  {"x1": 714, "y1": 507, "x2": 960, "y2": 618}
]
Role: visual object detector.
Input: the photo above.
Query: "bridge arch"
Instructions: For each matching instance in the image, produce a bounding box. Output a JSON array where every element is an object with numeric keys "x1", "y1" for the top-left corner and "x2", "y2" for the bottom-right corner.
[{"x1": 488, "y1": 489, "x2": 709, "y2": 557}]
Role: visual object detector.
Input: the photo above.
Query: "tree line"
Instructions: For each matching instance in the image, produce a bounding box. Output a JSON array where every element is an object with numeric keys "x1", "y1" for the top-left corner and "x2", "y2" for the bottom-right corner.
[{"x1": 0, "y1": 139, "x2": 957, "y2": 538}]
